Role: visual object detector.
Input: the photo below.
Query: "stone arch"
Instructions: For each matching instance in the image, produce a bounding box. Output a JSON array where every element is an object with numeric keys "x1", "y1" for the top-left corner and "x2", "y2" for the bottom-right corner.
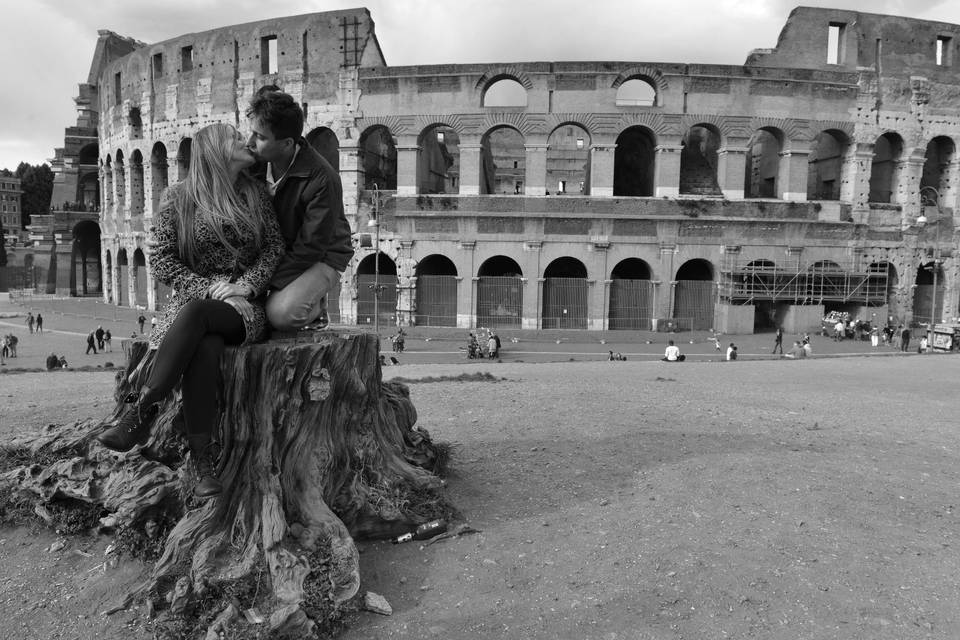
[
  {"x1": 615, "y1": 78, "x2": 658, "y2": 107},
  {"x1": 103, "y1": 155, "x2": 114, "y2": 212},
  {"x1": 744, "y1": 127, "x2": 784, "y2": 199},
  {"x1": 356, "y1": 251, "x2": 398, "y2": 326},
  {"x1": 674, "y1": 258, "x2": 716, "y2": 331},
  {"x1": 480, "y1": 126, "x2": 525, "y2": 195},
  {"x1": 807, "y1": 129, "x2": 850, "y2": 200},
  {"x1": 475, "y1": 67, "x2": 535, "y2": 92},
  {"x1": 869, "y1": 132, "x2": 904, "y2": 204},
  {"x1": 71, "y1": 220, "x2": 102, "y2": 296},
  {"x1": 414, "y1": 254, "x2": 458, "y2": 327},
  {"x1": 614, "y1": 126, "x2": 657, "y2": 197},
  {"x1": 78, "y1": 143, "x2": 98, "y2": 166},
  {"x1": 542, "y1": 257, "x2": 588, "y2": 329},
  {"x1": 417, "y1": 124, "x2": 460, "y2": 194},
  {"x1": 547, "y1": 123, "x2": 590, "y2": 195},
  {"x1": 78, "y1": 172, "x2": 99, "y2": 211},
  {"x1": 609, "y1": 258, "x2": 654, "y2": 330},
  {"x1": 306, "y1": 127, "x2": 340, "y2": 172},
  {"x1": 477, "y1": 255, "x2": 523, "y2": 328},
  {"x1": 133, "y1": 247, "x2": 148, "y2": 307},
  {"x1": 151, "y1": 142, "x2": 169, "y2": 214},
  {"x1": 359, "y1": 125, "x2": 397, "y2": 191},
  {"x1": 921, "y1": 135, "x2": 955, "y2": 195},
  {"x1": 680, "y1": 124, "x2": 722, "y2": 196},
  {"x1": 611, "y1": 66, "x2": 668, "y2": 95},
  {"x1": 177, "y1": 137, "x2": 192, "y2": 180},
  {"x1": 116, "y1": 247, "x2": 129, "y2": 307},
  {"x1": 481, "y1": 77, "x2": 528, "y2": 108},
  {"x1": 913, "y1": 259, "x2": 945, "y2": 325}
]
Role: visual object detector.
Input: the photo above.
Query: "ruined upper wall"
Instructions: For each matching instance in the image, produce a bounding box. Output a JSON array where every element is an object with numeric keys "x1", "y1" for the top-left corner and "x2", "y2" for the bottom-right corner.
[
  {"x1": 746, "y1": 6, "x2": 960, "y2": 77},
  {"x1": 99, "y1": 8, "x2": 384, "y2": 139}
]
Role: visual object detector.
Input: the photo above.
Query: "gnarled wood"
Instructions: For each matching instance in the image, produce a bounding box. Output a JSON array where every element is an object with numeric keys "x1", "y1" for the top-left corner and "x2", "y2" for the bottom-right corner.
[{"x1": 0, "y1": 332, "x2": 450, "y2": 636}]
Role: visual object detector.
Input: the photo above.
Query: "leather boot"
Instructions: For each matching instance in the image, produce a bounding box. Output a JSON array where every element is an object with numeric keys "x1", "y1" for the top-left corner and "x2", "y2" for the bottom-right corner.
[
  {"x1": 189, "y1": 442, "x2": 223, "y2": 499},
  {"x1": 96, "y1": 390, "x2": 159, "y2": 452}
]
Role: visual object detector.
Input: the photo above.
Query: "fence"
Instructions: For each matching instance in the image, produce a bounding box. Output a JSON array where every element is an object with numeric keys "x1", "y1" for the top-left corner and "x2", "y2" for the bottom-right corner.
[
  {"x1": 415, "y1": 275, "x2": 458, "y2": 326},
  {"x1": 356, "y1": 274, "x2": 398, "y2": 326},
  {"x1": 674, "y1": 280, "x2": 716, "y2": 330},
  {"x1": 542, "y1": 277, "x2": 588, "y2": 329},
  {"x1": 608, "y1": 279, "x2": 654, "y2": 330},
  {"x1": 476, "y1": 276, "x2": 522, "y2": 328}
]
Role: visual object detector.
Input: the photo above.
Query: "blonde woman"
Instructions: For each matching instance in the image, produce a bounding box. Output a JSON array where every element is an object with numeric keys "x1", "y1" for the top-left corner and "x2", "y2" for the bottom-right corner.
[{"x1": 97, "y1": 123, "x2": 284, "y2": 498}]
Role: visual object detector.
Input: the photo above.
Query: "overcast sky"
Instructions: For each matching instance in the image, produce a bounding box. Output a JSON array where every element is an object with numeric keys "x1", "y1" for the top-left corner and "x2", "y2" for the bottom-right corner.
[{"x1": 2, "y1": 0, "x2": 958, "y2": 171}]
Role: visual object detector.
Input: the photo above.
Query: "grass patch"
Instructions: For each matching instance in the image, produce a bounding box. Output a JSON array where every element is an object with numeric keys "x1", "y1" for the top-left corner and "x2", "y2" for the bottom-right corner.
[{"x1": 390, "y1": 372, "x2": 506, "y2": 384}]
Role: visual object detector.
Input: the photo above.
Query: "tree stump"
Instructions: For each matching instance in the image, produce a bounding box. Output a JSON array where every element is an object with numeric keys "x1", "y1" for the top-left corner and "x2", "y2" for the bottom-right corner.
[{"x1": 0, "y1": 332, "x2": 451, "y2": 637}]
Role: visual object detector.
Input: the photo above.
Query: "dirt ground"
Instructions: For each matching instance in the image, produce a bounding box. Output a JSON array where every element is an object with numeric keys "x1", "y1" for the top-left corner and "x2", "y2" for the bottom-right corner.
[{"x1": 0, "y1": 355, "x2": 958, "y2": 639}]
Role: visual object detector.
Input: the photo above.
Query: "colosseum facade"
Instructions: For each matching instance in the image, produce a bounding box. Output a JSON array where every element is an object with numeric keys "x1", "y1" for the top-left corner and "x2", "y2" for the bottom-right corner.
[{"x1": 89, "y1": 6, "x2": 960, "y2": 334}]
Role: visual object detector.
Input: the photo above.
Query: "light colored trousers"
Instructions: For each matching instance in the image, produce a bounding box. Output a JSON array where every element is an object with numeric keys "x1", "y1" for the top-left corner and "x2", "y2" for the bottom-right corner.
[{"x1": 266, "y1": 261, "x2": 340, "y2": 330}]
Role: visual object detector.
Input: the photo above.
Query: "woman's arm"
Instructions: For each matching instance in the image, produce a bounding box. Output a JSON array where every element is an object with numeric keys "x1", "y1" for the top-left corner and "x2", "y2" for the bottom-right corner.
[{"x1": 150, "y1": 185, "x2": 216, "y2": 299}]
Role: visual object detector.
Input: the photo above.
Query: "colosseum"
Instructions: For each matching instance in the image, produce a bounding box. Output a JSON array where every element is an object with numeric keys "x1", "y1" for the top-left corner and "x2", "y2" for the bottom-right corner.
[{"x1": 48, "y1": 5, "x2": 960, "y2": 334}]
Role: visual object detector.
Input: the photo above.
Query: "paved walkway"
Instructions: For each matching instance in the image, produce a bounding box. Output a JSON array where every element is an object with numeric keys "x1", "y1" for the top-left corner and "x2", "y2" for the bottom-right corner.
[{"x1": 0, "y1": 295, "x2": 929, "y2": 371}]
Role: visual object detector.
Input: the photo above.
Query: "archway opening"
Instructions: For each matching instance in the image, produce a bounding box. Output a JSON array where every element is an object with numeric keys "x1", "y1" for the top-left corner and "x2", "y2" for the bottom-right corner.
[
  {"x1": 679, "y1": 125, "x2": 721, "y2": 196},
  {"x1": 306, "y1": 127, "x2": 340, "y2": 172},
  {"x1": 356, "y1": 252, "x2": 398, "y2": 326},
  {"x1": 609, "y1": 258, "x2": 653, "y2": 330},
  {"x1": 542, "y1": 257, "x2": 588, "y2": 329},
  {"x1": 614, "y1": 126, "x2": 655, "y2": 197},
  {"x1": 744, "y1": 128, "x2": 782, "y2": 198},
  {"x1": 360, "y1": 126, "x2": 397, "y2": 191},
  {"x1": 807, "y1": 130, "x2": 848, "y2": 200},
  {"x1": 417, "y1": 125, "x2": 460, "y2": 194},
  {"x1": 616, "y1": 78, "x2": 657, "y2": 107},
  {"x1": 482, "y1": 78, "x2": 527, "y2": 107},
  {"x1": 674, "y1": 258, "x2": 715, "y2": 331},
  {"x1": 547, "y1": 124, "x2": 590, "y2": 195},
  {"x1": 480, "y1": 127, "x2": 525, "y2": 195},
  {"x1": 477, "y1": 256, "x2": 522, "y2": 328},
  {"x1": 868, "y1": 132, "x2": 903, "y2": 204},
  {"x1": 415, "y1": 254, "x2": 458, "y2": 326}
]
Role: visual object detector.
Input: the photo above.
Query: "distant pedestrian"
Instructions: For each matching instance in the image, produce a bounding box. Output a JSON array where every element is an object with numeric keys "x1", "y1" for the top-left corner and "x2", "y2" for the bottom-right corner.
[
  {"x1": 137, "y1": 314, "x2": 146, "y2": 334},
  {"x1": 104, "y1": 329, "x2": 113, "y2": 352},
  {"x1": 772, "y1": 326, "x2": 783, "y2": 354},
  {"x1": 25, "y1": 312, "x2": 34, "y2": 334},
  {"x1": 85, "y1": 331, "x2": 98, "y2": 354},
  {"x1": 901, "y1": 326, "x2": 911, "y2": 352},
  {"x1": 35, "y1": 313, "x2": 43, "y2": 333},
  {"x1": 870, "y1": 327, "x2": 879, "y2": 348},
  {"x1": 919, "y1": 335, "x2": 929, "y2": 353},
  {"x1": 150, "y1": 315, "x2": 157, "y2": 333},
  {"x1": 726, "y1": 343, "x2": 738, "y2": 361},
  {"x1": 95, "y1": 325, "x2": 105, "y2": 350}
]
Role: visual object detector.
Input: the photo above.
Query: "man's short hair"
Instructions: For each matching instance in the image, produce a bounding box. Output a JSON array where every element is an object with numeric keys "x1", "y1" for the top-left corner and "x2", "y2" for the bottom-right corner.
[{"x1": 246, "y1": 85, "x2": 304, "y2": 141}]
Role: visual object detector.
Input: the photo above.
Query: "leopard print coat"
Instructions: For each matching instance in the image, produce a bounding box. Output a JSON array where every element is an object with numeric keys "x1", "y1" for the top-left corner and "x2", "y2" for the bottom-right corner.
[{"x1": 149, "y1": 180, "x2": 284, "y2": 348}]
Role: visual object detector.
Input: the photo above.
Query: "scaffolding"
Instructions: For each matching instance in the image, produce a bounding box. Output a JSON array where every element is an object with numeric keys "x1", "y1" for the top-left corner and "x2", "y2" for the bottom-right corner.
[{"x1": 718, "y1": 259, "x2": 890, "y2": 305}]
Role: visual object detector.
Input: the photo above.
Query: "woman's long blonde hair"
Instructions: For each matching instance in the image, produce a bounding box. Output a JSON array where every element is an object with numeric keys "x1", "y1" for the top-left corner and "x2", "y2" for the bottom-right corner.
[{"x1": 173, "y1": 123, "x2": 264, "y2": 268}]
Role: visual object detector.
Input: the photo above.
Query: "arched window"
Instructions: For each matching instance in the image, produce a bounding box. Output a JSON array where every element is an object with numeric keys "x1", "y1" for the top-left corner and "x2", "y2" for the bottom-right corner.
[
  {"x1": 477, "y1": 256, "x2": 523, "y2": 328},
  {"x1": 609, "y1": 258, "x2": 653, "y2": 330},
  {"x1": 483, "y1": 78, "x2": 527, "y2": 107},
  {"x1": 360, "y1": 125, "x2": 397, "y2": 190},
  {"x1": 614, "y1": 126, "x2": 656, "y2": 196},
  {"x1": 417, "y1": 125, "x2": 460, "y2": 194},
  {"x1": 356, "y1": 252, "x2": 398, "y2": 326},
  {"x1": 542, "y1": 257, "x2": 588, "y2": 329},
  {"x1": 807, "y1": 130, "x2": 849, "y2": 200},
  {"x1": 615, "y1": 78, "x2": 657, "y2": 107},
  {"x1": 921, "y1": 136, "x2": 955, "y2": 195},
  {"x1": 744, "y1": 128, "x2": 783, "y2": 198},
  {"x1": 679, "y1": 125, "x2": 721, "y2": 196},
  {"x1": 415, "y1": 254, "x2": 458, "y2": 326},
  {"x1": 868, "y1": 132, "x2": 903, "y2": 204},
  {"x1": 547, "y1": 125, "x2": 590, "y2": 195},
  {"x1": 130, "y1": 150, "x2": 145, "y2": 217},
  {"x1": 674, "y1": 259, "x2": 716, "y2": 330},
  {"x1": 177, "y1": 138, "x2": 192, "y2": 180},
  {"x1": 306, "y1": 127, "x2": 340, "y2": 172},
  {"x1": 480, "y1": 127, "x2": 525, "y2": 195},
  {"x1": 151, "y1": 142, "x2": 168, "y2": 215}
]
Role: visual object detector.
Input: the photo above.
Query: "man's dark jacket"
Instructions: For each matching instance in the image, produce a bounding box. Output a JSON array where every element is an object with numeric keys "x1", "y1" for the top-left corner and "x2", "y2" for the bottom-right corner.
[{"x1": 253, "y1": 140, "x2": 354, "y2": 290}]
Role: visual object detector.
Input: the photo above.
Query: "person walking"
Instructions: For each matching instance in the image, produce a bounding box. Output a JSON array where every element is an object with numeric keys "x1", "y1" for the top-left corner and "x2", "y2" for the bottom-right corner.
[
  {"x1": 95, "y1": 123, "x2": 284, "y2": 499},
  {"x1": 25, "y1": 312, "x2": 34, "y2": 334},
  {"x1": 85, "y1": 331, "x2": 98, "y2": 354},
  {"x1": 138, "y1": 314, "x2": 146, "y2": 334},
  {"x1": 35, "y1": 313, "x2": 43, "y2": 333},
  {"x1": 901, "y1": 326, "x2": 911, "y2": 352},
  {"x1": 104, "y1": 328, "x2": 113, "y2": 352},
  {"x1": 150, "y1": 315, "x2": 157, "y2": 333},
  {"x1": 772, "y1": 326, "x2": 783, "y2": 354},
  {"x1": 95, "y1": 325, "x2": 105, "y2": 351}
]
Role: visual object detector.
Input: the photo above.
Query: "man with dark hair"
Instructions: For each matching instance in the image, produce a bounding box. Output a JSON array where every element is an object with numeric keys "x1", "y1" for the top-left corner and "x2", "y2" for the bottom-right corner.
[{"x1": 246, "y1": 85, "x2": 354, "y2": 331}]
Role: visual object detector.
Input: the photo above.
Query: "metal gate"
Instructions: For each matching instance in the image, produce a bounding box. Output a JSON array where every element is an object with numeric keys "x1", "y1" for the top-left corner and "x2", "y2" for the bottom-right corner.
[
  {"x1": 477, "y1": 276, "x2": 522, "y2": 328},
  {"x1": 356, "y1": 274, "x2": 398, "y2": 325},
  {"x1": 674, "y1": 280, "x2": 716, "y2": 330},
  {"x1": 608, "y1": 279, "x2": 654, "y2": 330},
  {"x1": 0, "y1": 265, "x2": 38, "y2": 292},
  {"x1": 912, "y1": 284, "x2": 945, "y2": 325},
  {"x1": 416, "y1": 275, "x2": 458, "y2": 326},
  {"x1": 542, "y1": 277, "x2": 588, "y2": 329}
]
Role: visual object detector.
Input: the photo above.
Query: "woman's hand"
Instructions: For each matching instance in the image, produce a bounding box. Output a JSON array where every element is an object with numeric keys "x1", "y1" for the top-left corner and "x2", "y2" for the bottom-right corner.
[
  {"x1": 223, "y1": 295, "x2": 255, "y2": 326},
  {"x1": 208, "y1": 281, "x2": 252, "y2": 300}
]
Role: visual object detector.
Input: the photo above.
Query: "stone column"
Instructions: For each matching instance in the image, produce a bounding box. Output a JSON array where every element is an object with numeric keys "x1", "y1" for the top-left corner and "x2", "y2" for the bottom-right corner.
[
  {"x1": 459, "y1": 142, "x2": 482, "y2": 195},
  {"x1": 842, "y1": 141, "x2": 874, "y2": 222},
  {"x1": 395, "y1": 143, "x2": 419, "y2": 196},
  {"x1": 460, "y1": 241, "x2": 476, "y2": 328},
  {"x1": 144, "y1": 250, "x2": 156, "y2": 311},
  {"x1": 128, "y1": 248, "x2": 138, "y2": 309},
  {"x1": 778, "y1": 147, "x2": 810, "y2": 201},
  {"x1": 589, "y1": 240, "x2": 609, "y2": 331},
  {"x1": 524, "y1": 143, "x2": 548, "y2": 196},
  {"x1": 397, "y1": 240, "x2": 416, "y2": 326},
  {"x1": 717, "y1": 144, "x2": 748, "y2": 199},
  {"x1": 589, "y1": 144, "x2": 616, "y2": 197},
  {"x1": 896, "y1": 152, "x2": 926, "y2": 229},
  {"x1": 654, "y1": 142, "x2": 683, "y2": 197},
  {"x1": 470, "y1": 275, "x2": 480, "y2": 328},
  {"x1": 111, "y1": 243, "x2": 122, "y2": 307},
  {"x1": 532, "y1": 277, "x2": 545, "y2": 330}
]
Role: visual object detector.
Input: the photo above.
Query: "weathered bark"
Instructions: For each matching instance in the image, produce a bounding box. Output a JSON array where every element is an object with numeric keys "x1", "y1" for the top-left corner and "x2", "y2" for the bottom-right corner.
[{"x1": 0, "y1": 332, "x2": 450, "y2": 636}]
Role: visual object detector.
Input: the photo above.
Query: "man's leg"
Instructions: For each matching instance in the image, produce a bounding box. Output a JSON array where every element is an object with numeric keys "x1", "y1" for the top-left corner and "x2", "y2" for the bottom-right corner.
[{"x1": 266, "y1": 262, "x2": 340, "y2": 331}]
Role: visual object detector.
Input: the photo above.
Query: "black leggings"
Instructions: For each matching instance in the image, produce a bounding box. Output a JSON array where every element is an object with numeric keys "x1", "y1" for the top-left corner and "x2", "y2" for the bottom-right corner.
[{"x1": 143, "y1": 299, "x2": 245, "y2": 442}]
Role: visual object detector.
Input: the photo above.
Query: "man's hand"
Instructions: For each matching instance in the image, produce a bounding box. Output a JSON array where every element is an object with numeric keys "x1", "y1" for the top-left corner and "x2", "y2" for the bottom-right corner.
[
  {"x1": 208, "y1": 281, "x2": 252, "y2": 300},
  {"x1": 223, "y1": 296, "x2": 256, "y2": 326}
]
